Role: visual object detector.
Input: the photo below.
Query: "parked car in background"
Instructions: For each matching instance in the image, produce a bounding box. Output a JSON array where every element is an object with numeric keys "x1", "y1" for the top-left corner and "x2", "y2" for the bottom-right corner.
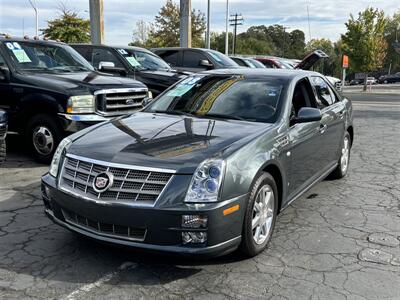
[
  {"x1": 151, "y1": 47, "x2": 241, "y2": 72},
  {"x1": 0, "y1": 36, "x2": 148, "y2": 162},
  {"x1": 366, "y1": 77, "x2": 377, "y2": 85},
  {"x1": 254, "y1": 57, "x2": 292, "y2": 69},
  {"x1": 230, "y1": 56, "x2": 266, "y2": 68},
  {"x1": 349, "y1": 79, "x2": 363, "y2": 86},
  {"x1": 378, "y1": 72, "x2": 400, "y2": 84},
  {"x1": 0, "y1": 110, "x2": 7, "y2": 165},
  {"x1": 71, "y1": 44, "x2": 190, "y2": 97},
  {"x1": 42, "y1": 68, "x2": 353, "y2": 258}
]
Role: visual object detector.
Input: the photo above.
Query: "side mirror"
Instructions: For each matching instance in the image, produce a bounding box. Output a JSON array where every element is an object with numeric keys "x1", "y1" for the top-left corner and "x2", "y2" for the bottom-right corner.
[
  {"x1": 98, "y1": 61, "x2": 115, "y2": 70},
  {"x1": 199, "y1": 59, "x2": 213, "y2": 69},
  {"x1": 291, "y1": 107, "x2": 321, "y2": 125},
  {"x1": 0, "y1": 66, "x2": 10, "y2": 82}
]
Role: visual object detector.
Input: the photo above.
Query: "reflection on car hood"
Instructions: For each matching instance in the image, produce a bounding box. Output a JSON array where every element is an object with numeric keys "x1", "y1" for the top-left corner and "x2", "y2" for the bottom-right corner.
[{"x1": 69, "y1": 112, "x2": 271, "y2": 173}]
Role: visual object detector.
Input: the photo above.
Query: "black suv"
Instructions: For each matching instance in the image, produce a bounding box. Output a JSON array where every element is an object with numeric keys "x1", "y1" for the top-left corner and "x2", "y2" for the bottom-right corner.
[
  {"x1": 71, "y1": 44, "x2": 190, "y2": 97},
  {"x1": 0, "y1": 109, "x2": 7, "y2": 164},
  {"x1": 0, "y1": 37, "x2": 148, "y2": 162},
  {"x1": 151, "y1": 47, "x2": 241, "y2": 73}
]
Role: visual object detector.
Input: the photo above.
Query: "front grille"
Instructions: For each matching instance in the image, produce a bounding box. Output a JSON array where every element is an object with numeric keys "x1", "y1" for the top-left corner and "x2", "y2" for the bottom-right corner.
[
  {"x1": 61, "y1": 208, "x2": 146, "y2": 241},
  {"x1": 96, "y1": 89, "x2": 147, "y2": 115},
  {"x1": 59, "y1": 155, "x2": 174, "y2": 205},
  {"x1": 0, "y1": 124, "x2": 6, "y2": 138}
]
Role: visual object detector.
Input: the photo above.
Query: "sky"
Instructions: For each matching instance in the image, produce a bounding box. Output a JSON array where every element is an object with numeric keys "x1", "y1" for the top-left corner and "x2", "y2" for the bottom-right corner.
[{"x1": 0, "y1": 0, "x2": 398, "y2": 46}]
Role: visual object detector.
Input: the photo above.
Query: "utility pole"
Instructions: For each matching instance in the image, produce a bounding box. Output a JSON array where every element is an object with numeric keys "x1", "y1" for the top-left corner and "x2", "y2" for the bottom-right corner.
[
  {"x1": 282, "y1": 26, "x2": 290, "y2": 57},
  {"x1": 225, "y1": 0, "x2": 229, "y2": 55},
  {"x1": 306, "y1": 0, "x2": 312, "y2": 41},
  {"x1": 28, "y1": 0, "x2": 38, "y2": 37},
  {"x1": 180, "y1": 0, "x2": 192, "y2": 48},
  {"x1": 229, "y1": 14, "x2": 243, "y2": 55},
  {"x1": 205, "y1": 0, "x2": 210, "y2": 49},
  {"x1": 89, "y1": 0, "x2": 105, "y2": 44}
]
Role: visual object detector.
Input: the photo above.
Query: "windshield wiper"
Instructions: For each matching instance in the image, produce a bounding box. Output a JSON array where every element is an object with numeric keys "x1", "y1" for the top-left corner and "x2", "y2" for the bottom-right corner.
[{"x1": 201, "y1": 113, "x2": 246, "y2": 121}]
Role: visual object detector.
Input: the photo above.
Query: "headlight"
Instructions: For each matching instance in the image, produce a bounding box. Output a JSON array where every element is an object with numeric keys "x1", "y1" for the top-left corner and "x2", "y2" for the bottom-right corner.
[
  {"x1": 184, "y1": 159, "x2": 225, "y2": 203},
  {"x1": 67, "y1": 95, "x2": 95, "y2": 114},
  {"x1": 49, "y1": 137, "x2": 72, "y2": 177}
]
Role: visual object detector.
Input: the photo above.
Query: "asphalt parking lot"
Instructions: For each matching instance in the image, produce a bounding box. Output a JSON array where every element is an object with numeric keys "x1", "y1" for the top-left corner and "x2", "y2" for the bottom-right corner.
[{"x1": 0, "y1": 93, "x2": 399, "y2": 299}]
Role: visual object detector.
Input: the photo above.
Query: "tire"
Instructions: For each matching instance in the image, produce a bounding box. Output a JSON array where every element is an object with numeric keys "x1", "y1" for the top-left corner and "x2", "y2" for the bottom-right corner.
[
  {"x1": 329, "y1": 131, "x2": 351, "y2": 179},
  {"x1": 240, "y1": 172, "x2": 278, "y2": 257},
  {"x1": 26, "y1": 114, "x2": 64, "y2": 164},
  {"x1": 0, "y1": 139, "x2": 5, "y2": 165}
]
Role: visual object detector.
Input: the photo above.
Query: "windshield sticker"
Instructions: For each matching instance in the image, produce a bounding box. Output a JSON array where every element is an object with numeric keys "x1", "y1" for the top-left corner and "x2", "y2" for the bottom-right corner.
[
  {"x1": 166, "y1": 76, "x2": 204, "y2": 97},
  {"x1": 126, "y1": 56, "x2": 141, "y2": 67},
  {"x1": 13, "y1": 49, "x2": 32, "y2": 63},
  {"x1": 117, "y1": 49, "x2": 128, "y2": 55}
]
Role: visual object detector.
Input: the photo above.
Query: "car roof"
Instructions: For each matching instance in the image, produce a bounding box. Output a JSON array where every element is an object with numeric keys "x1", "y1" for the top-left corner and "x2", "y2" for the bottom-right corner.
[
  {"x1": 199, "y1": 68, "x2": 320, "y2": 79},
  {"x1": 72, "y1": 43, "x2": 154, "y2": 53},
  {"x1": 0, "y1": 37, "x2": 66, "y2": 46},
  {"x1": 151, "y1": 47, "x2": 211, "y2": 52}
]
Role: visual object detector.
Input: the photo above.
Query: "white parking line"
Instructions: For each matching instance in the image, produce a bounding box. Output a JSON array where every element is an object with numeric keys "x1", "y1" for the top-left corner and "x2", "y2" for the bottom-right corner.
[{"x1": 63, "y1": 262, "x2": 137, "y2": 300}]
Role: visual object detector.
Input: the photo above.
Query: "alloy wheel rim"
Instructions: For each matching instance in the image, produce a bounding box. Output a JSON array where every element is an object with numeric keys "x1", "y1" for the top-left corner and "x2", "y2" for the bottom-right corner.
[
  {"x1": 33, "y1": 126, "x2": 54, "y2": 156},
  {"x1": 340, "y1": 136, "x2": 350, "y2": 173},
  {"x1": 252, "y1": 184, "x2": 274, "y2": 245}
]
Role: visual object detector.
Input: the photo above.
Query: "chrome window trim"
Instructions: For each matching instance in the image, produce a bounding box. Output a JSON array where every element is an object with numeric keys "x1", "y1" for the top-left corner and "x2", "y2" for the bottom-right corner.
[
  {"x1": 94, "y1": 88, "x2": 148, "y2": 95},
  {"x1": 58, "y1": 153, "x2": 176, "y2": 208}
]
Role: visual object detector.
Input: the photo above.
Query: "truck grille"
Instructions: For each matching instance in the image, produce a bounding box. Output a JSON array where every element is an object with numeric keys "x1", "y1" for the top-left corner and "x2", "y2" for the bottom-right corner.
[
  {"x1": 61, "y1": 208, "x2": 146, "y2": 241},
  {"x1": 59, "y1": 155, "x2": 174, "y2": 205},
  {"x1": 0, "y1": 124, "x2": 6, "y2": 138},
  {"x1": 95, "y1": 88, "x2": 148, "y2": 115}
]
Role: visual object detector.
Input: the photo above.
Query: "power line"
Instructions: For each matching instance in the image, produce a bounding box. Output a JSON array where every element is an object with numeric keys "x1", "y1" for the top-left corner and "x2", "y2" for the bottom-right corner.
[{"x1": 229, "y1": 13, "x2": 243, "y2": 55}]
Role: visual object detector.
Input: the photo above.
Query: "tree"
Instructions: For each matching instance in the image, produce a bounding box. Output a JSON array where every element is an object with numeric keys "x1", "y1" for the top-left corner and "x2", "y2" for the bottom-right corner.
[
  {"x1": 130, "y1": 20, "x2": 152, "y2": 47},
  {"x1": 384, "y1": 12, "x2": 400, "y2": 73},
  {"x1": 145, "y1": 0, "x2": 206, "y2": 48},
  {"x1": 41, "y1": 5, "x2": 90, "y2": 43},
  {"x1": 341, "y1": 7, "x2": 387, "y2": 89},
  {"x1": 306, "y1": 38, "x2": 339, "y2": 76}
]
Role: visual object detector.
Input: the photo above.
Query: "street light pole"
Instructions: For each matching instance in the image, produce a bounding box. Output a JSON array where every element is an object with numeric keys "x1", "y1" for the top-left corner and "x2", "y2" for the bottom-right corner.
[
  {"x1": 28, "y1": 0, "x2": 38, "y2": 37},
  {"x1": 205, "y1": 0, "x2": 210, "y2": 49},
  {"x1": 225, "y1": 0, "x2": 229, "y2": 55}
]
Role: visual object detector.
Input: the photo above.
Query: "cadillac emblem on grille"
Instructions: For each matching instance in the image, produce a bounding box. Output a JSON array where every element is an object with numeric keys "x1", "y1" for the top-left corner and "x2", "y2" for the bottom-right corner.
[
  {"x1": 93, "y1": 172, "x2": 114, "y2": 193},
  {"x1": 126, "y1": 99, "x2": 134, "y2": 105}
]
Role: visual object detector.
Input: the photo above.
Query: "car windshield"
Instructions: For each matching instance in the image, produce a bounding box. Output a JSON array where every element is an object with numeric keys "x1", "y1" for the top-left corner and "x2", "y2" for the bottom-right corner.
[
  {"x1": 247, "y1": 59, "x2": 266, "y2": 68},
  {"x1": 3, "y1": 41, "x2": 94, "y2": 72},
  {"x1": 117, "y1": 48, "x2": 171, "y2": 71},
  {"x1": 144, "y1": 75, "x2": 285, "y2": 123},
  {"x1": 206, "y1": 50, "x2": 239, "y2": 67}
]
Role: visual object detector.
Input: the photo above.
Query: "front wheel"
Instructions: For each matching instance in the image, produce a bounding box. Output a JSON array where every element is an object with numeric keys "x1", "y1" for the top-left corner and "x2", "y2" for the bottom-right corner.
[
  {"x1": 240, "y1": 172, "x2": 278, "y2": 257},
  {"x1": 329, "y1": 132, "x2": 351, "y2": 179},
  {"x1": 26, "y1": 114, "x2": 64, "y2": 164}
]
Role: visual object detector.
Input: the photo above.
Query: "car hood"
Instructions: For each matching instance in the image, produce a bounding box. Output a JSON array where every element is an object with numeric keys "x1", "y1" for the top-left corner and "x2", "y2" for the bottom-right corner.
[
  {"x1": 20, "y1": 71, "x2": 146, "y2": 95},
  {"x1": 140, "y1": 69, "x2": 189, "y2": 80},
  {"x1": 68, "y1": 112, "x2": 272, "y2": 173}
]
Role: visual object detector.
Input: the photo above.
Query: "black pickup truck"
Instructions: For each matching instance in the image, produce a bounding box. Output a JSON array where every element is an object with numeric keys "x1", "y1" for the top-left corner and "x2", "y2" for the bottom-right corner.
[
  {"x1": 0, "y1": 37, "x2": 148, "y2": 163},
  {"x1": 0, "y1": 109, "x2": 6, "y2": 164}
]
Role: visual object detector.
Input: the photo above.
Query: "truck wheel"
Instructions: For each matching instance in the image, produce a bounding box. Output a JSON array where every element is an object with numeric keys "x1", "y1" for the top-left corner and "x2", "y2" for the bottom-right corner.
[
  {"x1": 0, "y1": 139, "x2": 5, "y2": 165},
  {"x1": 240, "y1": 172, "x2": 278, "y2": 257},
  {"x1": 27, "y1": 114, "x2": 64, "y2": 164}
]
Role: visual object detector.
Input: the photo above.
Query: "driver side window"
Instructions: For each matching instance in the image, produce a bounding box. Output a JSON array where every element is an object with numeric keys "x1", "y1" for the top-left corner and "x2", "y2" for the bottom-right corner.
[{"x1": 290, "y1": 78, "x2": 317, "y2": 123}]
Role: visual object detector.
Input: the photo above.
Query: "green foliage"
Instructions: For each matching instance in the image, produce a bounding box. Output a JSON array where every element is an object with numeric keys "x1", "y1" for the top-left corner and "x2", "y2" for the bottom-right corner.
[
  {"x1": 41, "y1": 8, "x2": 90, "y2": 43},
  {"x1": 306, "y1": 38, "x2": 340, "y2": 76},
  {"x1": 140, "y1": 0, "x2": 206, "y2": 48},
  {"x1": 341, "y1": 7, "x2": 387, "y2": 73},
  {"x1": 384, "y1": 12, "x2": 400, "y2": 73}
]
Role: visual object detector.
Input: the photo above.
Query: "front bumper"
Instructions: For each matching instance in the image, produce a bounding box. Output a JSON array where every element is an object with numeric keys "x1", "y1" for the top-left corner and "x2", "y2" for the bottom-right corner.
[
  {"x1": 58, "y1": 113, "x2": 112, "y2": 133},
  {"x1": 0, "y1": 123, "x2": 7, "y2": 140},
  {"x1": 41, "y1": 174, "x2": 247, "y2": 257}
]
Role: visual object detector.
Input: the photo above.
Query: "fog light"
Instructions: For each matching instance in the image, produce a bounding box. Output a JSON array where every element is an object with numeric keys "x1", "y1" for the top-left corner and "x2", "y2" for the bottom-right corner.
[
  {"x1": 182, "y1": 215, "x2": 208, "y2": 229},
  {"x1": 182, "y1": 231, "x2": 207, "y2": 244},
  {"x1": 41, "y1": 183, "x2": 50, "y2": 198}
]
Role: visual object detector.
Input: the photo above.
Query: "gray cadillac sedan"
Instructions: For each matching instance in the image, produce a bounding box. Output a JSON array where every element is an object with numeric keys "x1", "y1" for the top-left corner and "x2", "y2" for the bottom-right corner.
[{"x1": 41, "y1": 69, "x2": 353, "y2": 257}]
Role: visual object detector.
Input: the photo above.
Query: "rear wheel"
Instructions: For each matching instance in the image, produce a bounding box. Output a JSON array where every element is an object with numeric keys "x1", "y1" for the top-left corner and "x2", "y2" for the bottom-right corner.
[
  {"x1": 26, "y1": 114, "x2": 64, "y2": 164},
  {"x1": 329, "y1": 132, "x2": 351, "y2": 179},
  {"x1": 240, "y1": 172, "x2": 278, "y2": 257}
]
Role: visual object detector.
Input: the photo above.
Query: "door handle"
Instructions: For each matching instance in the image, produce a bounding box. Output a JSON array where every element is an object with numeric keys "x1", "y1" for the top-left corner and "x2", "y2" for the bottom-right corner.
[
  {"x1": 338, "y1": 111, "x2": 345, "y2": 119},
  {"x1": 319, "y1": 124, "x2": 327, "y2": 134}
]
